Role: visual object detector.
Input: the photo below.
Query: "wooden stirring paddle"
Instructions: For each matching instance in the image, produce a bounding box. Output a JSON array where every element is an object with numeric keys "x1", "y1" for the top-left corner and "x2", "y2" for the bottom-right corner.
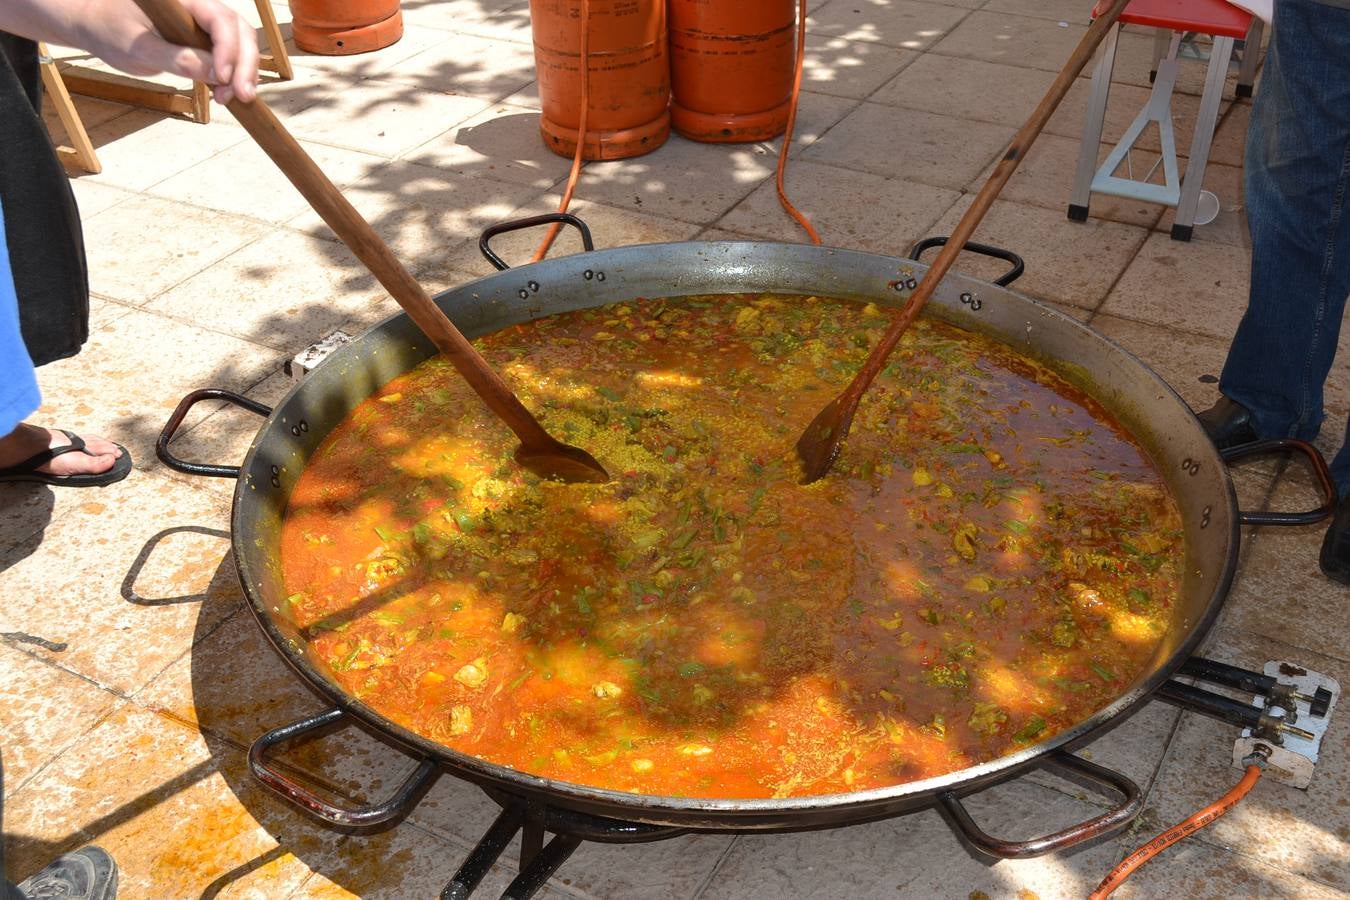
[
  {"x1": 795, "y1": 0, "x2": 1131, "y2": 484},
  {"x1": 133, "y1": 0, "x2": 608, "y2": 484}
]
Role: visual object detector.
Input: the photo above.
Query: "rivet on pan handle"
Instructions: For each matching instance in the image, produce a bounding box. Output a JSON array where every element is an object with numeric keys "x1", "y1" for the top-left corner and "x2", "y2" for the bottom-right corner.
[
  {"x1": 938, "y1": 750, "x2": 1142, "y2": 859},
  {"x1": 248, "y1": 708, "x2": 439, "y2": 828},
  {"x1": 156, "y1": 388, "x2": 272, "y2": 479},
  {"x1": 479, "y1": 213, "x2": 595, "y2": 271}
]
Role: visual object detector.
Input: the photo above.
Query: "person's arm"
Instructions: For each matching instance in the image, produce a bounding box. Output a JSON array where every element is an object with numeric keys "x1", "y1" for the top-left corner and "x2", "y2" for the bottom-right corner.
[{"x1": 0, "y1": 0, "x2": 258, "y2": 103}]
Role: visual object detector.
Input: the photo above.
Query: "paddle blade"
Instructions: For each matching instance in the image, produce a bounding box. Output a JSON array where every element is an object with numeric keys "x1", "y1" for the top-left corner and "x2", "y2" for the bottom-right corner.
[
  {"x1": 795, "y1": 394, "x2": 857, "y2": 484},
  {"x1": 515, "y1": 440, "x2": 610, "y2": 484}
]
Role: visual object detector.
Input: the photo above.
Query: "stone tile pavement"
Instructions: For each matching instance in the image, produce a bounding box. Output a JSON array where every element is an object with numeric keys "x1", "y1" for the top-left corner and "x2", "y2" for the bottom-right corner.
[{"x1": 2, "y1": 1, "x2": 1346, "y2": 897}]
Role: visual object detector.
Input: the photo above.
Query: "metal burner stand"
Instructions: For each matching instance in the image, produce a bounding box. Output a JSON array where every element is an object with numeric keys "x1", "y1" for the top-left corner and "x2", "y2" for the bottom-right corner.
[
  {"x1": 441, "y1": 797, "x2": 685, "y2": 900},
  {"x1": 244, "y1": 647, "x2": 1337, "y2": 900}
]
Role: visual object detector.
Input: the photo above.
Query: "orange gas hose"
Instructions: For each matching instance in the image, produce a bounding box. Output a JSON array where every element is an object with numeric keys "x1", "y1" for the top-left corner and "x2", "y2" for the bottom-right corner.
[
  {"x1": 532, "y1": 0, "x2": 591, "y2": 262},
  {"x1": 1088, "y1": 764, "x2": 1263, "y2": 899},
  {"x1": 774, "y1": 0, "x2": 820, "y2": 245}
]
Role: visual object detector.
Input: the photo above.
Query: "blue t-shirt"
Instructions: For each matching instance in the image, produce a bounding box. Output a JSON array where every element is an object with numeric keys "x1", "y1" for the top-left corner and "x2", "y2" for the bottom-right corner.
[{"x1": 0, "y1": 197, "x2": 41, "y2": 435}]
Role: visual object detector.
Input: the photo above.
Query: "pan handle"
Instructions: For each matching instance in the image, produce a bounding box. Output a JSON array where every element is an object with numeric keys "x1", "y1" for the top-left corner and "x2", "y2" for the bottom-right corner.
[
  {"x1": 938, "y1": 750, "x2": 1142, "y2": 859},
  {"x1": 908, "y1": 236, "x2": 1026, "y2": 287},
  {"x1": 248, "y1": 707, "x2": 439, "y2": 828},
  {"x1": 479, "y1": 213, "x2": 595, "y2": 271},
  {"x1": 156, "y1": 388, "x2": 272, "y2": 479},
  {"x1": 1221, "y1": 438, "x2": 1336, "y2": 526}
]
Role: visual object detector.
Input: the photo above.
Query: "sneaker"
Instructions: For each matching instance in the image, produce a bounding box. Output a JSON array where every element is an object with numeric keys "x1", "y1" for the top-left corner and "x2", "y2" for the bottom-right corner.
[
  {"x1": 12, "y1": 847, "x2": 116, "y2": 900},
  {"x1": 1195, "y1": 396, "x2": 1259, "y2": 450},
  {"x1": 1320, "y1": 493, "x2": 1350, "y2": 585}
]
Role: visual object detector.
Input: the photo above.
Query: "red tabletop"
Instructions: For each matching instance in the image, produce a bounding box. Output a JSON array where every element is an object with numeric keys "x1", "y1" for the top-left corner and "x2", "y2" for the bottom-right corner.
[{"x1": 1091, "y1": 0, "x2": 1253, "y2": 38}]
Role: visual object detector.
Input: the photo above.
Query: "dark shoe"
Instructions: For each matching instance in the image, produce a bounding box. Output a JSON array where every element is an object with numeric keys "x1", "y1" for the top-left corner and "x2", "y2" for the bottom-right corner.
[
  {"x1": 13, "y1": 846, "x2": 117, "y2": 900},
  {"x1": 1320, "y1": 494, "x2": 1350, "y2": 585},
  {"x1": 1195, "y1": 396, "x2": 1260, "y2": 450}
]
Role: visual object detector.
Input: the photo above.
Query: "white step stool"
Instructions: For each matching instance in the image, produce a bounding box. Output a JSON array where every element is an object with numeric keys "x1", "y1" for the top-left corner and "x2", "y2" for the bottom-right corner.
[{"x1": 1067, "y1": 0, "x2": 1256, "y2": 241}]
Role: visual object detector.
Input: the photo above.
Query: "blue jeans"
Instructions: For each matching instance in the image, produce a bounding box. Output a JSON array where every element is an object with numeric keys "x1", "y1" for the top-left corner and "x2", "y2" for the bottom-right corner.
[{"x1": 1219, "y1": 0, "x2": 1350, "y2": 493}]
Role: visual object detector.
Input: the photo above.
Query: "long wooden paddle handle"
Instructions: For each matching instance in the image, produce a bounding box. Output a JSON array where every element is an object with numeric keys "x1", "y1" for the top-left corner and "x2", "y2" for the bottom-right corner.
[
  {"x1": 131, "y1": 0, "x2": 556, "y2": 447},
  {"x1": 842, "y1": 0, "x2": 1131, "y2": 407}
]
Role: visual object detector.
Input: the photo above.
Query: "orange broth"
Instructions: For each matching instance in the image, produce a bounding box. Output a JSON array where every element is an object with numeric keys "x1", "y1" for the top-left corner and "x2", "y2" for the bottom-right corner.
[{"x1": 280, "y1": 294, "x2": 1184, "y2": 799}]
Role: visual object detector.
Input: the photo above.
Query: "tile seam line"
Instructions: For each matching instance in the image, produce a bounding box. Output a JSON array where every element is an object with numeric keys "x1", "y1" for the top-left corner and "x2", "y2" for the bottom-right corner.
[
  {"x1": 351, "y1": 74, "x2": 532, "y2": 146},
  {"x1": 1078, "y1": 223, "x2": 1159, "y2": 324},
  {"x1": 113, "y1": 193, "x2": 295, "y2": 245},
  {"x1": 1130, "y1": 656, "x2": 1347, "y2": 883},
  {"x1": 352, "y1": 66, "x2": 535, "y2": 104},
  {"x1": 137, "y1": 137, "x2": 402, "y2": 219},
  {"x1": 166, "y1": 366, "x2": 297, "y2": 446},
  {"x1": 438, "y1": 26, "x2": 533, "y2": 46},
  {"x1": 497, "y1": 182, "x2": 747, "y2": 234},
  {"x1": 151, "y1": 104, "x2": 538, "y2": 219},
  {"x1": 0, "y1": 636, "x2": 127, "y2": 696},
  {"x1": 1119, "y1": 703, "x2": 1197, "y2": 868},
  {"x1": 135, "y1": 125, "x2": 251, "y2": 195},
  {"x1": 274, "y1": 167, "x2": 580, "y2": 241},
  {"x1": 122, "y1": 603, "x2": 443, "y2": 812},
  {"x1": 1084, "y1": 305, "x2": 1226, "y2": 339},
  {"x1": 86, "y1": 220, "x2": 277, "y2": 311},
  {"x1": 122, "y1": 301, "x2": 316, "y2": 358},
  {"x1": 0, "y1": 453, "x2": 233, "y2": 567},
  {"x1": 923, "y1": 47, "x2": 1096, "y2": 78},
  {"x1": 88, "y1": 290, "x2": 132, "y2": 304},
  {"x1": 122, "y1": 189, "x2": 454, "y2": 311},
  {"x1": 389, "y1": 137, "x2": 575, "y2": 200},
  {"x1": 61, "y1": 105, "x2": 136, "y2": 139},
  {"x1": 44, "y1": 598, "x2": 246, "y2": 711},
  {"x1": 864, "y1": 97, "x2": 1236, "y2": 150},
  {"x1": 2, "y1": 730, "x2": 116, "y2": 824},
  {"x1": 911, "y1": 189, "x2": 969, "y2": 258},
  {"x1": 1082, "y1": 230, "x2": 1184, "y2": 329},
  {"x1": 978, "y1": 6, "x2": 1096, "y2": 25},
  {"x1": 799, "y1": 128, "x2": 1029, "y2": 188},
  {"x1": 137, "y1": 695, "x2": 419, "y2": 809},
  {"x1": 719, "y1": 110, "x2": 1046, "y2": 233},
  {"x1": 689, "y1": 833, "x2": 740, "y2": 900},
  {"x1": 69, "y1": 181, "x2": 138, "y2": 216},
  {"x1": 922, "y1": 44, "x2": 1236, "y2": 102},
  {"x1": 704, "y1": 2, "x2": 983, "y2": 235},
  {"x1": 86, "y1": 292, "x2": 139, "y2": 321},
  {"x1": 0, "y1": 658, "x2": 133, "y2": 799},
  {"x1": 863, "y1": 92, "x2": 1093, "y2": 135},
  {"x1": 121, "y1": 593, "x2": 244, "y2": 702},
  {"x1": 307, "y1": 818, "x2": 495, "y2": 900},
  {"x1": 810, "y1": 3, "x2": 982, "y2": 127},
  {"x1": 100, "y1": 247, "x2": 284, "y2": 345},
  {"x1": 1184, "y1": 792, "x2": 1348, "y2": 890},
  {"x1": 137, "y1": 159, "x2": 391, "y2": 226},
  {"x1": 1228, "y1": 614, "x2": 1350, "y2": 668}
]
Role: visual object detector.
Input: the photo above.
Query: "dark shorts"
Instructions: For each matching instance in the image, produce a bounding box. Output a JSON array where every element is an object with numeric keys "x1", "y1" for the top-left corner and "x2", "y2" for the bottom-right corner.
[{"x1": 0, "y1": 33, "x2": 89, "y2": 368}]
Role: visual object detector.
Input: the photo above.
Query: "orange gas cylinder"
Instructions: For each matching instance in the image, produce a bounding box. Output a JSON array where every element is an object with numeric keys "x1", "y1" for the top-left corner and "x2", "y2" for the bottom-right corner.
[
  {"x1": 529, "y1": 0, "x2": 671, "y2": 160},
  {"x1": 668, "y1": 0, "x2": 796, "y2": 142},
  {"x1": 289, "y1": 0, "x2": 403, "y2": 55}
]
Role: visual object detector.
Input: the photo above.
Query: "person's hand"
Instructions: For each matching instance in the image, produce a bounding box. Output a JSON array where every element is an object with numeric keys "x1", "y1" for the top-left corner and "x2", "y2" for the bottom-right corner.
[{"x1": 73, "y1": 0, "x2": 259, "y2": 104}]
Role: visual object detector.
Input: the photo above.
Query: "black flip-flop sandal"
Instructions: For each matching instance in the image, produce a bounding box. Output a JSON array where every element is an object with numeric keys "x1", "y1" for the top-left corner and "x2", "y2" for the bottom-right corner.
[{"x1": 0, "y1": 429, "x2": 133, "y2": 488}]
